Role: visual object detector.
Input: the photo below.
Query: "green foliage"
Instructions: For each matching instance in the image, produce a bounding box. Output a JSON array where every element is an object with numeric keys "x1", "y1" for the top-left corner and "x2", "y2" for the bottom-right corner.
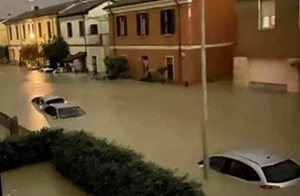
[
  {"x1": 52, "y1": 131, "x2": 202, "y2": 196},
  {"x1": 141, "y1": 67, "x2": 167, "y2": 83},
  {"x1": 20, "y1": 45, "x2": 39, "y2": 66},
  {"x1": 0, "y1": 128, "x2": 62, "y2": 172},
  {"x1": 0, "y1": 45, "x2": 9, "y2": 64},
  {"x1": 104, "y1": 56, "x2": 128, "y2": 80},
  {"x1": 41, "y1": 36, "x2": 69, "y2": 68}
]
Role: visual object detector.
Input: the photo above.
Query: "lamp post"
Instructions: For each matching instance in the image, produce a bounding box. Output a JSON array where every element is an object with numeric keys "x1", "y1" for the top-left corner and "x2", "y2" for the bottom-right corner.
[{"x1": 200, "y1": 0, "x2": 210, "y2": 181}]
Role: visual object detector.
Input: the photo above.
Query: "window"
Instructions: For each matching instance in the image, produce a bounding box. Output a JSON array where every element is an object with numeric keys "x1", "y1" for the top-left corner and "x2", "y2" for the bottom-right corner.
[
  {"x1": 9, "y1": 26, "x2": 12, "y2": 40},
  {"x1": 67, "y1": 22, "x2": 73, "y2": 38},
  {"x1": 79, "y1": 21, "x2": 84, "y2": 36},
  {"x1": 227, "y1": 159, "x2": 260, "y2": 182},
  {"x1": 15, "y1": 26, "x2": 19, "y2": 40},
  {"x1": 22, "y1": 24, "x2": 26, "y2": 39},
  {"x1": 32, "y1": 24, "x2": 35, "y2": 34},
  {"x1": 161, "y1": 9, "x2": 175, "y2": 35},
  {"x1": 47, "y1": 21, "x2": 52, "y2": 38},
  {"x1": 116, "y1": 15, "x2": 127, "y2": 37},
  {"x1": 263, "y1": 160, "x2": 300, "y2": 183},
  {"x1": 38, "y1": 23, "x2": 42, "y2": 38},
  {"x1": 28, "y1": 24, "x2": 31, "y2": 35},
  {"x1": 90, "y1": 24, "x2": 98, "y2": 35},
  {"x1": 45, "y1": 107, "x2": 57, "y2": 117},
  {"x1": 259, "y1": 0, "x2": 276, "y2": 29},
  {"x1": 137, "y1": 13, "x2": 149, "y2": 36},
  {"x1": 210, "y1": 157, "x2": 227, "y2": 172}
]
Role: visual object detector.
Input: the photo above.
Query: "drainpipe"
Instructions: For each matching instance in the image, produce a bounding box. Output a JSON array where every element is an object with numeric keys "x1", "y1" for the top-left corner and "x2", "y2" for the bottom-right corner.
[
  {"x1": 82, "y1": 14, "x2": 88, "y2": 72},
  {"x1": 108, "y1": 8, "x2": 116, "y2": 56},
  {"x1": 175, "y1": 0, "x2": 183, "y2": 83}
]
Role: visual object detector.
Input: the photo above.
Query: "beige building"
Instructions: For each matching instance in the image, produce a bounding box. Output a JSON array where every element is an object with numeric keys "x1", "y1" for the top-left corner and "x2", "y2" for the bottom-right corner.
[
  {"x1": 0, "y1": 19, "x2": 8, "y2": 46},
  {"x1": 5, "y1": 1, "x2": 75, "y2": 63},
  {"x1": 234, "y1": 0, "x2": 300, "y2": 92},
  {"x1": 58, "y1": 0, "x2": 110, "y2": 72}
]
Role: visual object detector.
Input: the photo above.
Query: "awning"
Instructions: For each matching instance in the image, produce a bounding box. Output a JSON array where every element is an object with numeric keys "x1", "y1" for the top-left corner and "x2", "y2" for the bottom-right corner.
[{"x1": 64, "y1": 52, "x2": 86, "y2": 62}]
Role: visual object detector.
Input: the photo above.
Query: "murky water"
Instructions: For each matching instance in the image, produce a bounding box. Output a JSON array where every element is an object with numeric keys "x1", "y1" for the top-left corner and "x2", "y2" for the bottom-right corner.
[
  {"x1": 1, "y1": 66, "x2": 300, "y2": 195},
  {"x1": 2, "y1": 163, "x2": 89, "y2": 196}
]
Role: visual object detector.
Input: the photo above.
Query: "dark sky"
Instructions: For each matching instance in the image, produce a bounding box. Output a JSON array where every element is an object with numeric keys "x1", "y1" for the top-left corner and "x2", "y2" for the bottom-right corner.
[{"x1": 0, "y1": 0, "x2": 72, "y2": 18}]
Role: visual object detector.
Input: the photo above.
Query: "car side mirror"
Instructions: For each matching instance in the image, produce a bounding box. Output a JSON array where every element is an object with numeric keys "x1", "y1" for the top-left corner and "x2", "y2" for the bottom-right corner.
[{"x1": 198, "y1": 161, "x2": 204, "y2": 169}]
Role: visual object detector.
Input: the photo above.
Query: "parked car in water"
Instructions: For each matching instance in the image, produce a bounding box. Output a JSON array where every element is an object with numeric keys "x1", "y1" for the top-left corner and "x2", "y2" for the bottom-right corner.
[
  {"x1": 39, "y1": 67, "x2": 54, "y2": 73},
  {"x1": 32, "y1": 95, "x2": 66, "y2": 110},
  {"x1": 44, "y1": 103, "x2": 86, "y2": 119},
  {"x1": 198, "y1": 149, "x2": 300, "y2": 189}
]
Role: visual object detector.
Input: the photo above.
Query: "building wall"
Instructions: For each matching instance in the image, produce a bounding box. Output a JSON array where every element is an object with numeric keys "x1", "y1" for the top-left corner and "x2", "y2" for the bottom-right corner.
[
  {"x1": 7, "y1": 15, "x2": 59, "y2": 63},
  {"x1": 60, "y1": 15, "x2": 85, "y2": 46},
  {"x1": 109, "y1": 0, "x2": 234, "y2": 83},
  {"x1": 235, "y1": 0, "x2": 300, "y2": 92},
  {"x1": 0, "y1": 23, "x2": 8, "y2": 45}
]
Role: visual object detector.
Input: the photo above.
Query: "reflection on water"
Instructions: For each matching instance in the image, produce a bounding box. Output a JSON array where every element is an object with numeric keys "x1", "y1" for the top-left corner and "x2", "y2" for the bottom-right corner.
[{"x1": 0, "y1": 66, "x2": 300, "y2": 196}]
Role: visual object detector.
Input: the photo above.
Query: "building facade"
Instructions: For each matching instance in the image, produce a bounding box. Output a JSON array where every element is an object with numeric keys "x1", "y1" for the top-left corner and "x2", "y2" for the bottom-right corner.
[
  {"x1": 5, "y1": 1, "x2": 75, "y2": 63},
  {"x1": 0, "y1": 19, "x2": 8, "y2": 46},
  {"x1": 58, "y1": 0, "x2": 110, "y2": 73},
  {"x1": 106, "y1": 0, "x2": 235, "y2": 84},
  {"x1": 235, "y1": 0, "x2": 300, "y2": 92}
]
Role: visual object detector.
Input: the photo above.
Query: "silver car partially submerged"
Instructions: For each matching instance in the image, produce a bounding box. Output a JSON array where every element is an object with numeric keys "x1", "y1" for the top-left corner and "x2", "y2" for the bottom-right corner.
[
  {"x1": 32, "y1": 95, "x2": 66, "y2": 110},
  {"x1": 44, "y1": 103, "x2": 86, "y2": 119},
  {"x1": 199, "y1": 149, "x2": 300, "y2": 189}
]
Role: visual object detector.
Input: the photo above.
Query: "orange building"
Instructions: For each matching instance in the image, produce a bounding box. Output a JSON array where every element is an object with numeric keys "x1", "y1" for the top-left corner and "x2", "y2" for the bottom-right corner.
[{"x1": 105, "y1": 0, "x2": 235, "y2": 84}]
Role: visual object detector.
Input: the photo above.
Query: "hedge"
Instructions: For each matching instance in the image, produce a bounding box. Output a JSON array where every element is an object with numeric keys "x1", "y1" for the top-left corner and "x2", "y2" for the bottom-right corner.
[
  {"x1": 52, "y1": 131, "x2": 202, "y2": 196},
  {"x1": 0, "y1": 128, "x2": 62, "y2": 172},
  {"x1": 0, "y1": 129, "x2": 202, "y2": 196}
]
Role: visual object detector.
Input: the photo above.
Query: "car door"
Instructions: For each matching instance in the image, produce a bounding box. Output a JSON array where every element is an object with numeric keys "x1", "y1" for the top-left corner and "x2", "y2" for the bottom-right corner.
[{"x1": 224, "y1": 158, "x2": 260, "y2": 182}]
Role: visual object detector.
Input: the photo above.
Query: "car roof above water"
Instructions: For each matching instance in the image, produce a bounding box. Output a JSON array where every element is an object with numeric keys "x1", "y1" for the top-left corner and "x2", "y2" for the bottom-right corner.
[
  {"x1": 42, "y1": 95, "x2": 64, "y2": 102},
  {"x1": 48, "y1": 103, "x2": 77, "y2": 109},
  {"x1": 220, "y1": 149, "x2": 286, "y2": 168}
]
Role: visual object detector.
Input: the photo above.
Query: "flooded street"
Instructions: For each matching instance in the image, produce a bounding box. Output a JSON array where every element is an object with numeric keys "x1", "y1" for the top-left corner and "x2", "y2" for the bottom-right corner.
[{"x1": 1, "y1": 66, "x2": 300, "y2": 196}]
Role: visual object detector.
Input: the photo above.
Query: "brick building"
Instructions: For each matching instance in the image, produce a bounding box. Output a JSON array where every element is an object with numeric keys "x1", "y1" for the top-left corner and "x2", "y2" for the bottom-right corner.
[{"x1": 105, "y1": 0, "x2": 235, "y2": 84}]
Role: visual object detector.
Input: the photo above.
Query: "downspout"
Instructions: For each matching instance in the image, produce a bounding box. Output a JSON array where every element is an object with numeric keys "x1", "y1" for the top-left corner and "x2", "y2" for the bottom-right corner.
[
  {"x1": 108, "y1": 8, "x2": 116, "y2": 55},
  {"x1": 175, "y1": 0, "x2": 183, "y2": 83}
]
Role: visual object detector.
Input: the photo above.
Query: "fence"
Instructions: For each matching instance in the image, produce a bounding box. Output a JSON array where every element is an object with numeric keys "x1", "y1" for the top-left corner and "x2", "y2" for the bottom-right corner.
[{"x1": 0, "y1": 111, "x2": 27, "y2": 136}]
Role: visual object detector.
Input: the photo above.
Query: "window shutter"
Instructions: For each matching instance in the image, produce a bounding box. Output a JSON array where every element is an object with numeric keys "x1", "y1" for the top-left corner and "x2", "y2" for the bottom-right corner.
[
  {"x1": 124, "y1": 16, "x2": 127, "y2": 36},
  {"x1": 160, "y1": 11, "x2": 165, "y2": 34},
  {"x1": 116, "y1": 17, "x2": 121, "y2": 36},
  {"x1": 137, "y1": 14, "x2": 141, "y2": 36},
  {"x1": 145, "y1": 13, "x2": 149, "y2": 35},
  {"x1": 170, "y1": 9, "x2": 175, "y2": 34}
]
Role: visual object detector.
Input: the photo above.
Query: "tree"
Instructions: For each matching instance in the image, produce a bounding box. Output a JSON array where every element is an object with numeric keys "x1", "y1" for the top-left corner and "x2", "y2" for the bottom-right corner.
[
  {"x1": 20, "y1": 45, "x2": 39, "y2": 67},
  {"x1": 41, "y1": 37, "x2": 69, "y2": 68},
  {"x1": 0, "y1": 46, "x2": 9, "y2": 64}
]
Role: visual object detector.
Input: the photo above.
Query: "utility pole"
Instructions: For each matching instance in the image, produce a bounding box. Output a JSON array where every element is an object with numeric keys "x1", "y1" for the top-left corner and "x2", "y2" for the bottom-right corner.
[{"x1": 200, "y1": 0, "x2": 210, "y2": 181}]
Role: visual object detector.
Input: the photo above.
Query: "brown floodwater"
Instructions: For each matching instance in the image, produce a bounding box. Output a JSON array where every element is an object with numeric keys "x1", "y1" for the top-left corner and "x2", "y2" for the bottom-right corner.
[{"x1": 1, "y1": 66, "x2": 300, "y2": 195}]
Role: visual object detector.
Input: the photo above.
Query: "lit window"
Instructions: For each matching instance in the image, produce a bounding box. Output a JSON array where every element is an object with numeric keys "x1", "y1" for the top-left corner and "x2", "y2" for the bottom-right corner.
[{"x1": 259, "y1": 0, "x2": 276, "y2": 30}]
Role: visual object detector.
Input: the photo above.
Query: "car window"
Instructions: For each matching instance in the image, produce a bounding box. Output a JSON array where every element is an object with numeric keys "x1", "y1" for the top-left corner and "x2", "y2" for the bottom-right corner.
[
  {"x1": 227, "y1": 159, "x2": 260, "y2": 182},
  {"x1": 210, "y1": 157, "x2": 227, "y2": 172},
  {"x1": 46, "y1": 98, "x2": 65, "y2": 105},
  {"x1": 44, "y1": 107, "x2": 57, "y2": 117},
  {"x1": 58, "y1": 106, "x2": 85, "y2": 119},
  {"x1": 37, "y1": 98, "x2": 44, "y2": 105},
  {"x1": 262, "y1": 160, "x2": 300, "y2": 183}
]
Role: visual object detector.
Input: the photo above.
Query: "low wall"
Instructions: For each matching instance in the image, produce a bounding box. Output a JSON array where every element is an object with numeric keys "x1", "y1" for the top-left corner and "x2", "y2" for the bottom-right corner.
[{"x1": 0, "y1": 111, "x2": 27, "y2": 136}]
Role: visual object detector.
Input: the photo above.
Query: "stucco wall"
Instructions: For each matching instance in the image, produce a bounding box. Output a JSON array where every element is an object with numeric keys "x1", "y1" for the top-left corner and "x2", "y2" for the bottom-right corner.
[
  {"x1": 0, "y1": 23, "x2": 8, "y2": 45},
  {"x1": 60, "y1": 16, "x2": 85, "y2": 46}
]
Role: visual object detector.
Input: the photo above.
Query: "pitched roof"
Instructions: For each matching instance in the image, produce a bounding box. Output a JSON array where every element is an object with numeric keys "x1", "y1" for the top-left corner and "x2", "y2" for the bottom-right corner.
[
  {"x1": 6, "y1": 0, "x2": 78, "y2": 24},
  {"x1": 59, "y1": 0, "x2": 107, "y2": 18},
  {"x1": 104, "y1": 0, "x2": 158, "y2": 9}
]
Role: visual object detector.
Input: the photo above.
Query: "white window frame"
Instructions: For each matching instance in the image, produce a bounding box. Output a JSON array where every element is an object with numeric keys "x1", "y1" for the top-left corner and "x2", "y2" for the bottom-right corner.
[
  {"x1": 258, "y1": 0, "x2": 276, "y2": 30},
  {"x1": 165, "y1": 56, "x2": 175, "y2": 81}
]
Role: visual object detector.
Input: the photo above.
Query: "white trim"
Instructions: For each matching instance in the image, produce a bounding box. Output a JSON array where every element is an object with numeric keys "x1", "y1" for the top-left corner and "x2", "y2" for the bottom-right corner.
[
  {"x1": 110, "y1": 0, "x2": 192, "y2": 14},
  {"x1": 110, "y1": 42, "x2": 234, "y2": 50},
  {"x1": 165, "y1": 56, "x2": 175, "y2": 81}
]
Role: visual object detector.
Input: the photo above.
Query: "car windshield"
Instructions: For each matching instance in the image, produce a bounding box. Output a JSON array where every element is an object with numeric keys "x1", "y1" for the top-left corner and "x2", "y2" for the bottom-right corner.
[
  {"x1": 58, "y1": 106, "x2": 86, "y2": 119},
  {"x1": 262, "y1": 160, "x2": 300, "y2": 183},
  {"x1": 46, "y1": 98, "x2": 65, "y2": 105}
]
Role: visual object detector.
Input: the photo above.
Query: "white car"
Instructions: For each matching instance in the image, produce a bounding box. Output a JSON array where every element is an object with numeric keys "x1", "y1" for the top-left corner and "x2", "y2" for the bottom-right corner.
[
  {"x1": 198, "y1": 149, "x2": 300, "y2": 189},
  {"x1": 32, "y1": 95, "x2": 66, "y2": 110},
  {"x1": 44, "y1": 103, "x2": 86, "y2": 119},
  {"x1": 39, "y1": 67, "x2": 54, "y2": 73}
]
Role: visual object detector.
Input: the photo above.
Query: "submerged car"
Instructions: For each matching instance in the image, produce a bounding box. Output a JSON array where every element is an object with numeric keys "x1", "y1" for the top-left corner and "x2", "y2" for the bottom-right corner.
[
  {"x1": 198, "y1": 149, "x2": 300, "y2": 189},
  {"x1": 32, "y1": 95, "x2": 66, "y2": 110},
  {"x1": 39, "y1": 67, "x2": 54, "y2": 73},
  {"x1": 44, "y1": 103, "x2": 86, "y2": 119}
]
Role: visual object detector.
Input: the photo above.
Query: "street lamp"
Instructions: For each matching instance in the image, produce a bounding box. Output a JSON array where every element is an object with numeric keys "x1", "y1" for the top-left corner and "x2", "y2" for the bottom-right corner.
[{"x1": 200, "y1": 0, "x2": 210, "y2": 181}]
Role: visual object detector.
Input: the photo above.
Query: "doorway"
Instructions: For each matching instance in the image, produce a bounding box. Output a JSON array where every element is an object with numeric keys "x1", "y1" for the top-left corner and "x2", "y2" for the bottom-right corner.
[
  {"x1": 92, "y1": 56, "x2": 97, "y2": 73},
  {"x1": 166, "y1": 56, "x2": 174, "y2": 81},
  {"x1": 142, "y1": 56, "x2": 149, "y2": 76}
]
